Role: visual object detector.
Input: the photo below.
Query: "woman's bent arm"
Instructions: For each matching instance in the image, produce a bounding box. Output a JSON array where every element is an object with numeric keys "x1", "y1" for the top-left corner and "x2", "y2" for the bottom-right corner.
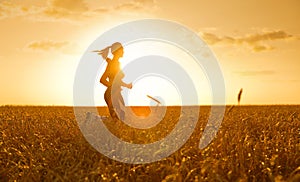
[{"x1": 100, "y1": 69, "x2": 111, "y2": 87}]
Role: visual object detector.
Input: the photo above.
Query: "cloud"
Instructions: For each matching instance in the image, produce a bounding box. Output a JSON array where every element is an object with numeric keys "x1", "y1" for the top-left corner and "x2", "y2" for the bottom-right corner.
[
  {"x1": 200, "y1": 30, "x2": 297, "y2": 52},
  {"x1": 40, "y1": 0, "x2": 91, "y2": 22},
  {"x1": 200, "y1": 33, "x2": 221, "y2": 44},
  {"x1": 252, "y1": 45, "x2": 274, "y2": 52},
  {"x1": 234, "y1": 70, "x2": 276, "y2": 76},
  {"x1": 26, "y1": 40, "x2": 82, "y2": 55},
  {"x1": 0, "y1": 0, "x2": 157, "y2": 22},
  {"x1": 0, "y1": 1, "x2": 30, "y2": 19},
  {"x1": 0, "y1": 0, "x2": 92, "y2": 22},
  {"x1": 50, "y1": 0, "x2": 88, "y2": 12},
  {"x1": 134, "y1": 0, "x2": 155, "y2": 3},
  {"x1": 27, "y1": 40, "x2": 69, "y2": 51},
  {"x1": 92, "y1": 7, "x2": 110, "y2": 13},
  {"x1": 42, "y1": 8, "x2": 74, "y2": 19},
  {"x1": 115, "y1": 0, "x2": 156, "y2": 11},
  {"x1": 244, "y1": 31, "x2": 293, "y2": 43},
  {"x1": 115, "y1": 2, "x2": 141, "y2": 11}
]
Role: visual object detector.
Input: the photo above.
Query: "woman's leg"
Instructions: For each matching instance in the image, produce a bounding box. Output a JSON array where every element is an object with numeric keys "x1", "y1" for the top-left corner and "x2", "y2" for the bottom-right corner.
[
  {"x1": 114, "y1": 91, "x2": 125, "y2": 120},
  {"x1": 104, "y1": 87, "x2": 118, "y2": 119}
]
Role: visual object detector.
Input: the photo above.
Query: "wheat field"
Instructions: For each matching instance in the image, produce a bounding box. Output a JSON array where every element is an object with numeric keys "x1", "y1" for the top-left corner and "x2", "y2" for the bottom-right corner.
[{"x1": 0, "y1": 105, "x2": 299, "y2": 181}]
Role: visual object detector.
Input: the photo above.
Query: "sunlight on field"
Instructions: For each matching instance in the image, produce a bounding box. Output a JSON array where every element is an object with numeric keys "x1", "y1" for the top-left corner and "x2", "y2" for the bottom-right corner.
[
  {"x1": 0, "y1": 105, "x2": 299, "y2": 181},
  {"x1": 130, "y1": 106, "x2": 152, "y2": 117}
]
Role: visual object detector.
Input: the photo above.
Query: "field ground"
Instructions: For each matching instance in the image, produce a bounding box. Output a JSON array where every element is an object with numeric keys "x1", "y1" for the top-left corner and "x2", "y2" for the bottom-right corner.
[{"x1": 0, "y1": 105, "x2": 299, "y2": 181}]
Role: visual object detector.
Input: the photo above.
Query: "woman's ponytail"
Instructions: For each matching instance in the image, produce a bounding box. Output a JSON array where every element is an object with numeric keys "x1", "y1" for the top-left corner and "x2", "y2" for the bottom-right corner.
[{"x1": 98, "y1": 46, "x2": 111, "y2": 61}]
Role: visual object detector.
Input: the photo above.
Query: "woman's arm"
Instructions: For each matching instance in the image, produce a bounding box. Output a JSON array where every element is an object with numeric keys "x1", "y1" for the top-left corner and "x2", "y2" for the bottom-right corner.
[
  {"x1": 100, "y1": 67, "x2": 111, "y2": 87},
  {"x1": 121, "y1": 81, "x2": 132, "y2": 89}
]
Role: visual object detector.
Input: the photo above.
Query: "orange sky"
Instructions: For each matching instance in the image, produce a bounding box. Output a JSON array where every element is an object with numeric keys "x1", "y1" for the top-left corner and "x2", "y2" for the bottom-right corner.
[{"x1": 0, "y1": 0, "x2": 299, "y2": 105}]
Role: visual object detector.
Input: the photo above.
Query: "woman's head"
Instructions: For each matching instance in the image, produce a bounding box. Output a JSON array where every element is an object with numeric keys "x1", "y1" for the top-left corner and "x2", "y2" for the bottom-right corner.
[
  {"x1": 111, "y1": 42, "x2": 123, "y2": 58},
  {"x1": 98, "y1": 42, "x2": 124, "y2": 61}
]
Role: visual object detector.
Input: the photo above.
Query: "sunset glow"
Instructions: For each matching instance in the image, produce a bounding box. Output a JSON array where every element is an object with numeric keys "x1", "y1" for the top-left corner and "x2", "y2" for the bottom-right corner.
[{"x1": 0, "y1": 0, "x2": 299, "y2": 105}]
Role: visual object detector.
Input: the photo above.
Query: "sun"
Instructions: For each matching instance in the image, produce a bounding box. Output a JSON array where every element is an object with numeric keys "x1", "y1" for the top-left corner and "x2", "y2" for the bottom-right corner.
[
  {"x1": 123, "y1": 40, "x2": 212, "y2": 105},
  {"x1": 94, "y1": 40, "x2": 212, "y2": 106}
]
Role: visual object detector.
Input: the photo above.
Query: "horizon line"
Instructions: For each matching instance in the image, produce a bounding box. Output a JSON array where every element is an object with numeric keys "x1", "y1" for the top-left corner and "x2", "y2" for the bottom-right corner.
[{"x1": 1, "y1": 104, "x2": 299, "y2": 107}]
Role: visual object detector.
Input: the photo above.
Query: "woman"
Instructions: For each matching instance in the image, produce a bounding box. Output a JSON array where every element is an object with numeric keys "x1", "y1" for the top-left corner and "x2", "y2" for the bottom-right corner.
[{"x1": 98, "y1": 42, "x2": 132, "y2": 120}]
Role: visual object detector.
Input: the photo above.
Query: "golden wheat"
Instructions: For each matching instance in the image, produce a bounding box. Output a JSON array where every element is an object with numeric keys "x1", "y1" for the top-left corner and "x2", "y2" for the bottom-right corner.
[{"x1": 0, "y1": 105, "x2": 299, "y2": 181}]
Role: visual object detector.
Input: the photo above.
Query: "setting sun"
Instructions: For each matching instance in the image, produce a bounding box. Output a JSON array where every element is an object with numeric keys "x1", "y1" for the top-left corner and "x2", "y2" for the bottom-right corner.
[
  {"x1": 0, "y1": 0, "x2": 299, "y2": 106},
  {"x1": 91, "y1": 40, "x2": 214, "y2": 106}
]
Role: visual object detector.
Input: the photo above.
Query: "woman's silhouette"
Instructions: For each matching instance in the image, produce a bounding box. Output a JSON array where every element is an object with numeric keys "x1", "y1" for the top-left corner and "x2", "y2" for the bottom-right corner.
[{"x1": 98, "y1": 42, "x2": 132, "y2": 120}]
